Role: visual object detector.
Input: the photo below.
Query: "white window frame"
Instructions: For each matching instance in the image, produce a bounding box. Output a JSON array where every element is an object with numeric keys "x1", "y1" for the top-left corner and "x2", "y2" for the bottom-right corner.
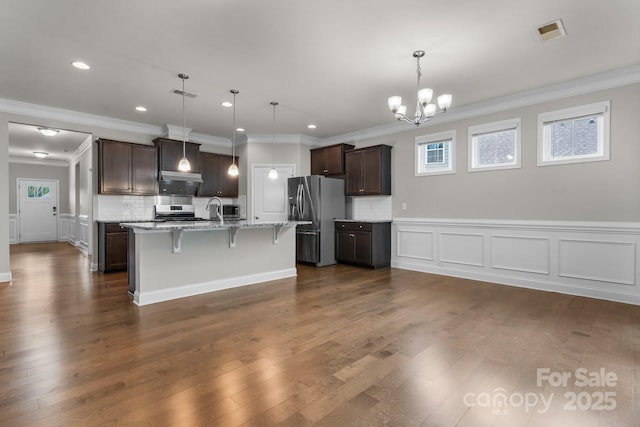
[
  {"x1": 415, "y1": 130, "x2": 456, "y2": 176},
  {"x1": 468, "y1": 118, "x2": 521, "y2": 172},
  {"x1": 537, "y1": 100, "x2": 610, "y2": 166}
]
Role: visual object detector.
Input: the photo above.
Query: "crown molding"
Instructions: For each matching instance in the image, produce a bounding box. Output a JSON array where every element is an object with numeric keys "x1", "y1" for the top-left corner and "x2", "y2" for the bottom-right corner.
[
  {"x1": 9, "y1": 155, "x2": 69, "y2": 167},
  {"x1": 3, "y1": 65, "x2": 639, "y2": 148},
  {"x1": 0, "y1": 98, "x2": 162, "y2": 136},
  {"x1": 189, "y1": 132, "x2": 230, "y2": 147},
  {"x1": 321, "y1": 64, "x2": 640, "y2": 146},
  {"x1": 69, "y1": 135, "x2": 93, "y2": 163},
  {"x1": 243, "y1": 133, "x2": 322, "y2": 146}
]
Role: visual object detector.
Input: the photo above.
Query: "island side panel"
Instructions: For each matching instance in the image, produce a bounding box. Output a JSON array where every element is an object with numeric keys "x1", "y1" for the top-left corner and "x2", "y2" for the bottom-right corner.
[{"x1": 133, "y1": 226, "x2": 296, "y2": 305}]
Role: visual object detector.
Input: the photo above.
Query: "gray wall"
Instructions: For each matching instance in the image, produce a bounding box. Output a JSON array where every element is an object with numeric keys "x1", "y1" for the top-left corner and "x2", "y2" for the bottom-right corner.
[
  {"x1": 8, "y1": 163, "x2": 70, "y2": 214},
  {"x1": 354, "y1": 83, "x2": 640, "y2": 221}
]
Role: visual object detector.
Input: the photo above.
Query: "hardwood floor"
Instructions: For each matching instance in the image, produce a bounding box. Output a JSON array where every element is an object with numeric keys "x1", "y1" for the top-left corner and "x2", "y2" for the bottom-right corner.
[{"x1": 1, "y1": 242, "x2": 639, "y2": 426}]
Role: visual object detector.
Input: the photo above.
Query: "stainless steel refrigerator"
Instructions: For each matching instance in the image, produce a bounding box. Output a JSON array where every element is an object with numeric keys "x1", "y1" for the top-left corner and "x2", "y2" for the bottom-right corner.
[{"x1": 288, "y1": 175, "x2": 345, "y2": 267}]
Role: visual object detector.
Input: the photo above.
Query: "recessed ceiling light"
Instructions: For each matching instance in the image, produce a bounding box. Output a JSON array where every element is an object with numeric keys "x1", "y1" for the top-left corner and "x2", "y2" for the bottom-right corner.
[
  {"x1": 33, "y1": 152, "x2": 49, "y2": 158},
  {"x1": 236, "y1": 127, "x2": 245, "y2": 132},
  {"x1": 135, "y1": 106, "x2": 147, "y2": 112},
  {"x1": 71, "y1": 61, "x2": 90, "y2": 70},
  {"x1": 221, "y1": 101, "x2": 233, "y2": 108},
  {"x1": 307, "y1": 124, "x2": 317, "y2": 129},
  {"x1": 38, "y1": 127, "x2": 59, "y2": 136}
]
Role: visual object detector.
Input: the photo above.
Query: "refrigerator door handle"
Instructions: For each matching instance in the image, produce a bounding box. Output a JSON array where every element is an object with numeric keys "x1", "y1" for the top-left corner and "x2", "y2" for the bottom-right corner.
[
  {"x1": 299, "y1": 184, "x2": 305, "y2": 219},
  {"x1": 297, "y1": 184, "x2": 303, "y2": 219}
]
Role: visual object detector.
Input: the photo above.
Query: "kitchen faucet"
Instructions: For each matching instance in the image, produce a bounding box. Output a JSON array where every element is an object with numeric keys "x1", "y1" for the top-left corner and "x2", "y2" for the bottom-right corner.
[{"x1": 205, "y1": 196, "x2": 224, "y2": 224}]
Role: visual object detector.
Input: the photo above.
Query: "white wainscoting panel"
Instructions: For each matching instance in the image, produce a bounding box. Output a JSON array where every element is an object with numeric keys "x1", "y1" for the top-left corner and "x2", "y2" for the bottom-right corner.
[
  {"x1": 392, "y1": 218, "x2": 640, "y2": 306},
  {"x1": 9, "y1": 214, "x2": 18, "y2": 244},
  {"x1": 491, "y1": 235, "x2": 550, "y2": 274},
  {"x1": 78, "y1": 215, "x2": 89, "y2": 255},
  {"x1": 558, "y1": 239, "x2": 635, "y2": 285},
  {"x1": 439, "y1": 232, "x2": 484, "y2": 267},
  {"x1": 58, "y1": 214, "x2": 75, "y2": 243},
  {"x1": 397, "y1": 229, "x2": 434, "y2": 260}
]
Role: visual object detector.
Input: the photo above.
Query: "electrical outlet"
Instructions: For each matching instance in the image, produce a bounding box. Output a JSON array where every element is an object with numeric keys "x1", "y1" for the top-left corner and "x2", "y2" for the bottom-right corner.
[{"x1": 401, "y1": 202, "x2": 407, "y2": 210}]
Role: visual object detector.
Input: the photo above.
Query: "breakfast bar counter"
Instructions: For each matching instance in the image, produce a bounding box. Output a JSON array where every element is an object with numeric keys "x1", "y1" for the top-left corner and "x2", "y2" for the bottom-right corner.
[{"x1": 120, "y1": 220, "x2": 309, "y2": 306}]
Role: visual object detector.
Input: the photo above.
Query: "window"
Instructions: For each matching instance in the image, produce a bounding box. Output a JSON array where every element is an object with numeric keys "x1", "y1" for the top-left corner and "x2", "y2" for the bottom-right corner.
[
  {"x1": 27, "y1": 185, "x2": 50, "y2": 199},
  {"x1": 538, "y1": 101, "x2": 610, "y2": 166},
  {"x1": 468, "y1": 118, "x2": 521, "y2": 172},
  {"x1": 415, "y1": 130, "x2": 455, "y2": 176}
]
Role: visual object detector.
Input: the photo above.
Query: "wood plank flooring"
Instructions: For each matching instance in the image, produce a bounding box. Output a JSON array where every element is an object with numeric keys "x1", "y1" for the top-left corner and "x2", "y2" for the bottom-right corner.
[{"x1": 1, "y1": 242, "x2": 639, "y2": 426}]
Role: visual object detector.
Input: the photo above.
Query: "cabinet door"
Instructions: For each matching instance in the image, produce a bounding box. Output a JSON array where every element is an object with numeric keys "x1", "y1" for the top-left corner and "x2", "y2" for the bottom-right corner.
[
  {"x1": 105, "y1": 232, "x2": 128, "y2": 270},
  {"x1": 158, "y1": 139, "x2": 200, "y2": 172},
  {"x1": 131, "y1": 145, "x2": 158, "y2": 195},
  {"x1": 344, "y1": 151, "x2": 363, "y2": 195},
  {"x1": 198, "y1": 153, "x2": 221, "y2": 197},
  {"x1": 100, "y1": 141, "x2": 131, "y2": 194},
  {"x1": 361, "y1": 147, "x2": 382, "y2": 194},
  {"x1": 217, "y1": 155, "x2": 238, "y2": 197},
  {"x1": 335, "y1": 229, "x2": 355, "y2": 262},
  {"x1": 353, "y1": 231, "x2": 372, "y2": 265},
  {"x1": 310, "y1": 148, "x2": 327, "y2": 175}
]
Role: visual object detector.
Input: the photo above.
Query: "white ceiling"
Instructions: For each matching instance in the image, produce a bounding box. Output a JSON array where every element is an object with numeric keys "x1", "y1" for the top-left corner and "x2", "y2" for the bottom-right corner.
[
  {"x1": 2, "y1": 0, "x2": 639, "y2": 147},
  {"x1": 8, "y1": 123, "x2": 90, "y2": 163}
]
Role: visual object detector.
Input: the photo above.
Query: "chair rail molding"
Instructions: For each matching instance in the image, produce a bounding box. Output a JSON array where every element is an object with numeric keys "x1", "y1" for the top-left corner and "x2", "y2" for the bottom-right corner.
[{"x1": 392, "y1": 218, "x2": 640, "y2": 306}]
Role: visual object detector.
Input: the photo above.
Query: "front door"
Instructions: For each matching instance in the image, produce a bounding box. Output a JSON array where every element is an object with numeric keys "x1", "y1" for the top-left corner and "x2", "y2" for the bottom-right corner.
[
  {"x1": 252, "y1": 165, "x2": 295, "y2": 223},
  {"x1": 18, "y1": 179, "x2": 58, "y2": 243}
]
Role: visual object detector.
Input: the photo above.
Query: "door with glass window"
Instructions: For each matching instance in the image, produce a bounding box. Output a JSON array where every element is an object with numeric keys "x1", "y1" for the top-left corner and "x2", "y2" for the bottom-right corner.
[{"x1": 18, "y1": 179, "x2": 58, "y2": 243}]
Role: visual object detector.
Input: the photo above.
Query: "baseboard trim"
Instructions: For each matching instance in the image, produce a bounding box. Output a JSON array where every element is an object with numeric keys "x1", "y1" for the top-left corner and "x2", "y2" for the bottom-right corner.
[
  {"x1": 134, "y1": 268, "x2": 297, "y2": 306},
  {"x1": 0, "y1": 271, "x2": 12, "y2": 283}
]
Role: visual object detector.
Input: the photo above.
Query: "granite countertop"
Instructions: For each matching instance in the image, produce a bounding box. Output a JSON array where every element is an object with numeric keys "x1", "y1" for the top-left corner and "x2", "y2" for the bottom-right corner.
[
  {"x1": 120, "y1": 220, "x2": 311, "y2": 231},
  {"x1": 334, "y1": 219, "x2": 393, "y2": 223}
]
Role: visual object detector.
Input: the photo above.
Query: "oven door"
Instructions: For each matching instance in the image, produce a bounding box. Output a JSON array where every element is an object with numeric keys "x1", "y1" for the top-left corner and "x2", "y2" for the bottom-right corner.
[{"x1": 296, "y1": 230, "x2": 319, "y2": 264}]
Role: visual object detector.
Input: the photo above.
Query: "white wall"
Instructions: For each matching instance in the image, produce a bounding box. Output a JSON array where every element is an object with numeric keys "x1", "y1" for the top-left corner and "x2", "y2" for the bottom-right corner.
[
  {"x1": 0, "y1": 113, "x2": 10, "y2": 281},
  {"x1": 354, "y1": 83, "x2": 640, "y2": 222}
]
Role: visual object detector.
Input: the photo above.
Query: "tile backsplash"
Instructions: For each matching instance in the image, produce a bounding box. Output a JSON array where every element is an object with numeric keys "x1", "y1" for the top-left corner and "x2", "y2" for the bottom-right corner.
[
  {"x1": 96, "y1": 195, "x2": 155, "y2": 221},
  {"x1": 347, "y1": 196, "x2": 392, "y2": 221},
  {"x1": 96, "y1": 194, "x2": 246, "y2": 221}
]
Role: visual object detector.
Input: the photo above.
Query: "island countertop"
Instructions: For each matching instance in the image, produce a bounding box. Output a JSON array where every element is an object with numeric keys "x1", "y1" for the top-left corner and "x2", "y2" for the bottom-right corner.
[{"x1": 120, "y1": 220, "x2": 311, "y2": 231}]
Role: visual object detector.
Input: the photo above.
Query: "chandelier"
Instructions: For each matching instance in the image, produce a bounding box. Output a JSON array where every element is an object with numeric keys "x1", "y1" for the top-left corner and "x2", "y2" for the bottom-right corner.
[{"x1": 387, "y1": 50, "x2": 452, "y2": 126}]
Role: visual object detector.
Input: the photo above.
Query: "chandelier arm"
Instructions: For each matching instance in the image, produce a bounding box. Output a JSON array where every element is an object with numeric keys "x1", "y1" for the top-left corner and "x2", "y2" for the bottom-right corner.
[{"x1": 394, "y1": 113, "x2": 414, "y2": 125}]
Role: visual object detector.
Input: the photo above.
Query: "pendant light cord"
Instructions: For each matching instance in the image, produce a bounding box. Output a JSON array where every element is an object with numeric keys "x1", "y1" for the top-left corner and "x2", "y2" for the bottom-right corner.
[
  {"x1": 182, "y1": 75, "x2": 186, "y2": 158},
  {"x1": 271, "y1": 102, "x2": 278, "y2": 168},
  {"x1": 232, "y1": 92, "x2": 237, "y2": 160}
]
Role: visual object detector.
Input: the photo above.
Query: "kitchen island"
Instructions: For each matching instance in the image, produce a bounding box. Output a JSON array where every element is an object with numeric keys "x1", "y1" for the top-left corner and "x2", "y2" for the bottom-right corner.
[{"x1": 120, "y1": 220, "x2": 308, "y2": 306}]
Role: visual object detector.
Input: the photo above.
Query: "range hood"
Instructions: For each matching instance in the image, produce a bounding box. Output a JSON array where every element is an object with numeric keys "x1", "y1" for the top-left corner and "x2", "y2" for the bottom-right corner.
[{"x1": 160, "y1": 170, "x2": 203, "y2": 183}]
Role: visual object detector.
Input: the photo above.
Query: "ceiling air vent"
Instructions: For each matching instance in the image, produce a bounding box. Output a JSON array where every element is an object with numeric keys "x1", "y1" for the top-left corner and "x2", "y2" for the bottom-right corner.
[
  {"x1": 171, "y1": 88, "x2": 198, "y2": 98},
  {"x1": 537, "y1": 19, "x2": 566, "y2": 41}
]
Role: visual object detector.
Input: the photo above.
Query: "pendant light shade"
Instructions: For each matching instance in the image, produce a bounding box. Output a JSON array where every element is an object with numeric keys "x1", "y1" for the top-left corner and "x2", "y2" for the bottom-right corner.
[
  {"x1": 268, "y1": 101, "x2": 278, "y2": 180},
  {"x1": 228, "y1": 89, "x2": 240, "y2": 176},
  {"x1": 178, "y1": 73, "x2": 191, "y2": 171}
]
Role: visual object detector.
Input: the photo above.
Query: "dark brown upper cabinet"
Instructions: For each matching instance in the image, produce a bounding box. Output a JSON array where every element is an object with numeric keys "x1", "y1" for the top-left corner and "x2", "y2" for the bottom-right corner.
[
  {"x1": 198, "y1": 152, "x2": 239, "y2": 198},
  {"x1": 98, "y1": 139, "x2": 158, "y2": 195},
  {"x1": 344, "y1": 145, "x2": 392, "y2": 196},
  {"x1": 153, "y1": 137, "x2": 200, "y2": 173},
  {"x1": 310, "y1": 143, "x2": 355, "y2": 176}
]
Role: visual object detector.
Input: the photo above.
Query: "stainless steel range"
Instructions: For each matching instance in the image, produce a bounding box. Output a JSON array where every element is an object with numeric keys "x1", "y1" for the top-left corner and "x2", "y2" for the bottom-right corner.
[{"x1": 154, "y1": 203, "x2": 206, "y2": 222}]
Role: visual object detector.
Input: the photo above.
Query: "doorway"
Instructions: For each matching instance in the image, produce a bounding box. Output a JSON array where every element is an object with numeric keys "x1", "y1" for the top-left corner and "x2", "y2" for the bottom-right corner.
[{"x1": 17, "y1": 178, "x2": 59, "y2": 243}]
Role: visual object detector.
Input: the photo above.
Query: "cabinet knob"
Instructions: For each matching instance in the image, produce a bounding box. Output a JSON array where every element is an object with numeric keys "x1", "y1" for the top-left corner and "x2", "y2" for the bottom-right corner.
[
  {"x1": 323, "y1": 169, "x2": 328, "y2": 173},
  {"x1": 359, "y1": 225, "x2": 363, "y2": 229},
  {"x1": 349, "y1": 234, "x2": 355, "y2": 237}
]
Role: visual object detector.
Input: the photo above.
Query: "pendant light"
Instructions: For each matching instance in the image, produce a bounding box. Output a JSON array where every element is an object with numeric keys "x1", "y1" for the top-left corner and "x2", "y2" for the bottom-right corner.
[
  {"x1": 177, "y1": 73, "x2": 191, "y2": 172},
  {"x1": 268, "y1": 101, "x2": 278, "y2": 180},
  {"x1": 228, "y1": 89, "x2": 240, "y2": 176}
]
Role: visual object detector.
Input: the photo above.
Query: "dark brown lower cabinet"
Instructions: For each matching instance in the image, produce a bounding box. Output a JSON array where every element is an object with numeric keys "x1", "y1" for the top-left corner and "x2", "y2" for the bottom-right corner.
[
  {"x1": 98, "y1": 222, "x2": 128, "y2": 273},
  {"x1": 335, "y1": 221, "x2": 391, "y2": 268}
]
